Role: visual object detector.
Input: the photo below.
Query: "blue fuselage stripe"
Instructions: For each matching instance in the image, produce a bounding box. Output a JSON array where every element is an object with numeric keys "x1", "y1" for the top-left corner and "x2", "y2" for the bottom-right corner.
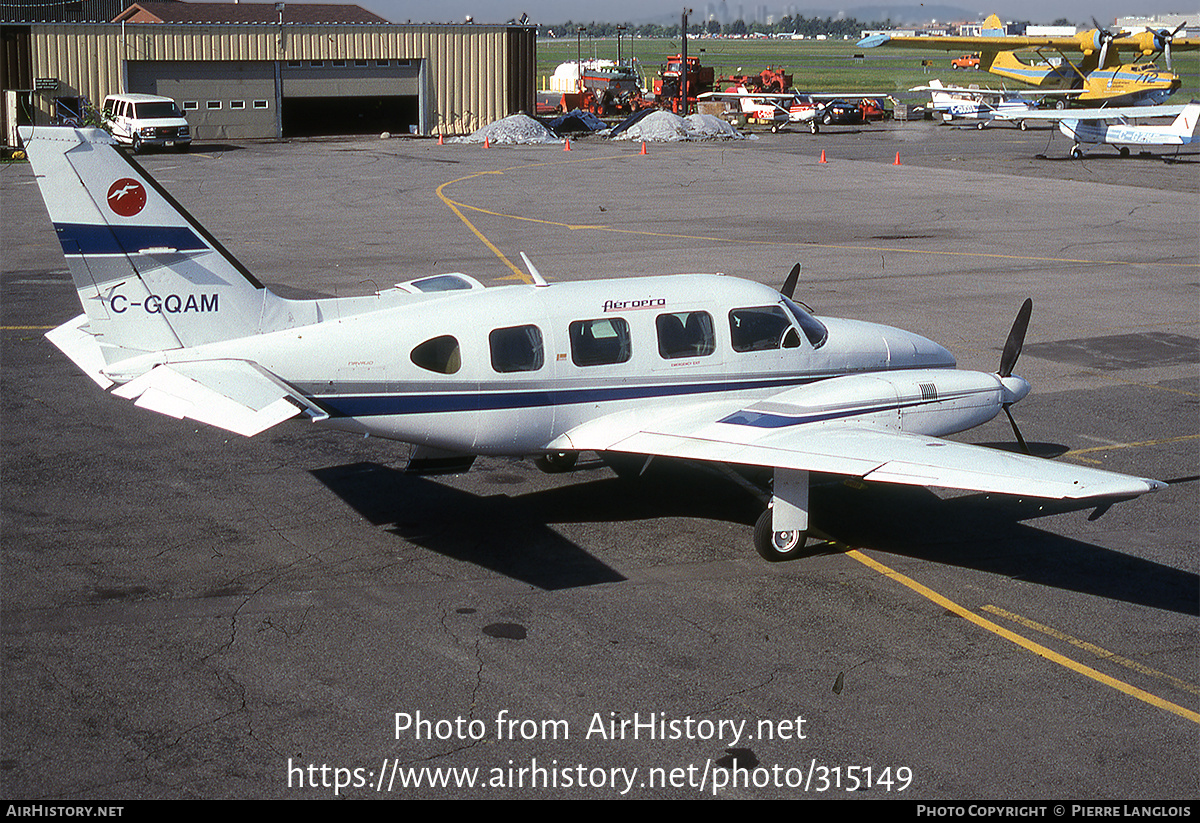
[{"x1": 315, "y1": 375, "x2": 821, "y2": 418}]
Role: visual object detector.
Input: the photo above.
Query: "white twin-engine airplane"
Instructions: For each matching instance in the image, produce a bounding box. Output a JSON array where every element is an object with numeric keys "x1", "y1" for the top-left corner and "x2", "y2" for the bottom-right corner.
[{"x1": 22, "y1": 126, "x2": 1165, "y2": 561}]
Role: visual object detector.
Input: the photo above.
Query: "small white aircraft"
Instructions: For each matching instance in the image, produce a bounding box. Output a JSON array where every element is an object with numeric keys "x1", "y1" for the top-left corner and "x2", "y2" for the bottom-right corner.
[
  {"x1": 697, "y1": 90, "x2": 888, "y2": 133},
  {"x1": 21, "y1": 126, "x2": 1166, "y2": 561},
  {"x1": 997, "y1": 100, "x2": 1200, "y2": 157},
  {"x1": 913, "y1": 79, "x2": 1042, "y2": 129}
]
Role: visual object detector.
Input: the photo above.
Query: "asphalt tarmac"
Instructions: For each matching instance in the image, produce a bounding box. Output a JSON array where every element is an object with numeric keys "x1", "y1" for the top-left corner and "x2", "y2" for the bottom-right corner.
[{"x1": 2, "y1": 121, "x2": 1197, "y2": 800}]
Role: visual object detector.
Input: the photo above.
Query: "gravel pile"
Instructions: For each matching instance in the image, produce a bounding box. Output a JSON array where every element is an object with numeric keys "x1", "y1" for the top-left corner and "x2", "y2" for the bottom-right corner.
[
  {"x1": 453, "y1": 114, "x2": 561, "y2": 144},
  {"x1": 611, "y1": 111, "x2": 747, "y2": 142}
]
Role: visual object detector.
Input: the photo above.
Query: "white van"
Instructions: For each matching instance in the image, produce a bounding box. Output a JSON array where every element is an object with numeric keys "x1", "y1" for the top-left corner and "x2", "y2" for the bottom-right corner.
[{"x1": 102, "y1": 93, "x2": 191, "y2": 153}]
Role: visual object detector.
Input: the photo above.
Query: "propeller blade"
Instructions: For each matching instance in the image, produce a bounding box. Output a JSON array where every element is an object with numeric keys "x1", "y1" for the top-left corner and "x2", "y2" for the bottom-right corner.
[
  {"x1": 781, "y1": 263, "x2": 801, "y2": 299},
  {"x1": 1003, "y1": 405, "x2": 1031, "y2": 455},
  {"x1": 999, "y1": 298, "x2": 1033, "y2": 378}
]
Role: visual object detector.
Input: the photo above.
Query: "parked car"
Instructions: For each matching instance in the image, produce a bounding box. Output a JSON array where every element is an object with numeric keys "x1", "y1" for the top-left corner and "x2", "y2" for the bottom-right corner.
[
  {"x1": 102, "y1": 93, "x2": 191, "y2": 153},
  {"x1": 819, "y1": 100, "x2": 865, "y2": 126},
  {"x1": 951, "y1": 53, "x2": 981, "y2": 70}
]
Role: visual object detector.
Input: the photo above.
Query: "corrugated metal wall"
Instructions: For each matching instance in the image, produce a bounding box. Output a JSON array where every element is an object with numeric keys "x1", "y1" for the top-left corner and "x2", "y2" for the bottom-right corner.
[{"x1": 19, "y1": 23, "x2": 534, "y2": 135}]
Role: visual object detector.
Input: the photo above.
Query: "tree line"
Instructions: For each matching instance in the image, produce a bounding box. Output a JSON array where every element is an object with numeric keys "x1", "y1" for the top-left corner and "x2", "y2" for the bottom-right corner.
[
  {"x1": 539, "y1": 16, "x2": 1081, "y2": 40},
  {"x1": 541, "y1": 16, "x2": 891, "y2": 40}
]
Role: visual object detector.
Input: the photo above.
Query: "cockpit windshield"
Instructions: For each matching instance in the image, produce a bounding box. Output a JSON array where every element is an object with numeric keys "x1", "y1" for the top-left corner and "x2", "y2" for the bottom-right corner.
[{"x1": 782, "y1": 297, "x2": 828, "y2": 349}]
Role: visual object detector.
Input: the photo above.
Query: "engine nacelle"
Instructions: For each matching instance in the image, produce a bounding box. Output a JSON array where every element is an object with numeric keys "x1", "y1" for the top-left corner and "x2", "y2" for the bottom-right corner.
[{"x1": 738, "y1": 369, "x2": 1012, "y2": 437}]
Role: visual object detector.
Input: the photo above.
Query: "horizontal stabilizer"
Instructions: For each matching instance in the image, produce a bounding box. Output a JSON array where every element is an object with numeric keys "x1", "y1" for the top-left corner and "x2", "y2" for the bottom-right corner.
[
  {"x1": 112, "y1": 359, "x2": 319, "y2": 437},
  {"x1": 45, "y1": 315, "x2": 113, "y2": 389}
]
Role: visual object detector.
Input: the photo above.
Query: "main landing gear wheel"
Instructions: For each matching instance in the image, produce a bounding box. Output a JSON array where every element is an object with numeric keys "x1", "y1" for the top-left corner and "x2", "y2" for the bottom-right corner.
[
  {"x1": 753, "y1": 508, "x2": 808, "y2": 562},
  {"x1": 534, "y1": 450, "x2": 578, "y2": 473}
]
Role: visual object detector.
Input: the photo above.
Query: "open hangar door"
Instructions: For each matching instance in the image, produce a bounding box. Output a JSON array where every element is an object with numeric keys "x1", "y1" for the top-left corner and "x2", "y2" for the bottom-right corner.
[
  {"x1": 281, "y1": 94, "x2": 418, "y2": 137},
  {"x1": 279, "y1": 59, "x2": 422, "y2": 137}
]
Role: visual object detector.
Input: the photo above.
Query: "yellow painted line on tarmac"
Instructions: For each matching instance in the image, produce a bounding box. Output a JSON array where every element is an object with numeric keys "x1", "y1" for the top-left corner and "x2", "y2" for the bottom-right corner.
[
  {"x1": 1079, "y1": 370, "x2": 1200, "y2": 399},
  {"x1": 981, "y1": 604, "x2": 1200, "y2": 697},
  {"x1": 845, "y1": 548, "x2": 1200, "y2": 724},
  {"x1": 2, "y1": 325, "x2": 55, "y2": 331},
  {"x1": 1061, "y1": 433, "x2": 1200, "y2": 464},
  {"x1": 436, "y1": 152, "x2": 1200, "y2": 270},
  {"x1": 435, "y1": 172, "x2": 530, "y2": 283}
]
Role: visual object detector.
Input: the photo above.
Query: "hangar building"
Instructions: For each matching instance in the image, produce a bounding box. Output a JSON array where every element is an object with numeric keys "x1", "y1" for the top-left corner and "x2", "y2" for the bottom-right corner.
[{"x1": 1, "y1": 1, "x2": 536, "y2": 143}]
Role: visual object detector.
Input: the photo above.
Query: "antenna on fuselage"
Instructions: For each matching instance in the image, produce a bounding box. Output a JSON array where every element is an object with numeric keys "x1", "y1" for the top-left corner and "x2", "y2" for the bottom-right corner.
[{"x1": 519, "y1": 252, "x2": 549, "y2": 287}]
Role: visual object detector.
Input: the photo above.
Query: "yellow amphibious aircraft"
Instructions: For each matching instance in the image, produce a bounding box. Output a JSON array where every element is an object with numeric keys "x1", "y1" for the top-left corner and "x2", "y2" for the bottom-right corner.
[{"x1": 859, "y1": 14, "x2": 1198, "y2": 106}]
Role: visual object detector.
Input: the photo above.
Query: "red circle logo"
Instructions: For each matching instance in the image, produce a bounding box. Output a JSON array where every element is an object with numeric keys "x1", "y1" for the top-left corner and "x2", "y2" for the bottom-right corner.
[{"x1": 106, "y1": 179, "x2": 147, "y2": 217}]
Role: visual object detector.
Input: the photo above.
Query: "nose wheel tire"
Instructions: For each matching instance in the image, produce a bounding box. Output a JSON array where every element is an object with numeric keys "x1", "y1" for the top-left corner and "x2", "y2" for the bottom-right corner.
[{"x1": 753, "y1": 508, "x2": 809, "y2": 562}]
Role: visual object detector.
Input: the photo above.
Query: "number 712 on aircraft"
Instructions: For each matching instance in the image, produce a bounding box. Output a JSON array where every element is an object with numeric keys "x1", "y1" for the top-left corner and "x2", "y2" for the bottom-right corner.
[{"x1": 20, "y1": 126, "x2": 1165, "y2": 561}]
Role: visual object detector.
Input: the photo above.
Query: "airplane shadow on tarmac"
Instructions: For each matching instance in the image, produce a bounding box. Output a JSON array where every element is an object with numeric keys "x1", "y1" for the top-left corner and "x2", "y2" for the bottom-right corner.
[
  {"x1": 312, "y1": 456, "x2": 1198, "y2": 614},
  {"x1": 1035, "y1": 148, "x2": 1200, "y2": 164}
]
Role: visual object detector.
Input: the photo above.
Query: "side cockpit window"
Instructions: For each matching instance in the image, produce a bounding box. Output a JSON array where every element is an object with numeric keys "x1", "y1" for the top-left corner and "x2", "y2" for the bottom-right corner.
[
  {"x1": 410, "y1": 335, "x2": 461, "y2": 374},
  {"x1": 490, "y1": 325, "x2": 544, "y2": 373},
  {"x1": 569, "y1": 318, "x2": 632, "y2": 366},
  {"x1": 656, "y1": 311, "x2": 715, "y2": 359},
  {"x1": 729, "y1": 306, "x2": 801, "y2": 351}
]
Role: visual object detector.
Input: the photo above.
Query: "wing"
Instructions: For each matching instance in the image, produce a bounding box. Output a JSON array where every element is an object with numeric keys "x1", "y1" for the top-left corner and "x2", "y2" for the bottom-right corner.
[
  {"x1": 554, "y1": 397, "x2": 1164, "y2": 501},
  {"x1": 997, "y1": 104, "x2": 1188, "y2": 121},
  {"x1": 861, "y1": 33, "x2": 1089, "y2": 51},
  {"x1": 698, "y1": 92, "x2": 796, "y2": 100}
]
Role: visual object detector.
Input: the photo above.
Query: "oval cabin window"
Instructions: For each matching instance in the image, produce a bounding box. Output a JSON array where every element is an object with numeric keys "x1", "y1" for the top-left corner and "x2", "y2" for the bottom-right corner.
[{"x1": 410, "y1": 335, "x2": 461, "y2": 374}]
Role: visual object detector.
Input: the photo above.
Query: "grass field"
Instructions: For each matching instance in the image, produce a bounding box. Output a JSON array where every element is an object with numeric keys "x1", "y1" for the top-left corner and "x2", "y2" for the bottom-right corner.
[{"x1": 537, "y1": 37, "x2": 1200, "y2": 101}]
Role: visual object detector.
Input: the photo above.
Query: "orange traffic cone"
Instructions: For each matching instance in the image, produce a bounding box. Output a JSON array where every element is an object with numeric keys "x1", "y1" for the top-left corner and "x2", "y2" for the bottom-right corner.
[
  {"x1": 484, "y1": 137, "x2": 490, "y2": 148},
  {"x1": 437, "y1": 133, "x2": 444, "y2": 145},
  {"x1": 893, "y1": 151, "x2": 901, "y2": 165},
  {"x1": 564, "y1": 139, "x2": 572, "y2": 151},
  {"x1": 819, "y1": 149, "x2": 827, "y2": 163},
  {"x1": 639, "y1": 141, "x2": 648, "y2": 155}
]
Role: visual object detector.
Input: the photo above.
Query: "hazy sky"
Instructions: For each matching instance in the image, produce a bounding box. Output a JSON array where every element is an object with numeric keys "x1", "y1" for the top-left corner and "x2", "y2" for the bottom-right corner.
[{"x1": 342, "y1": 1, "x2": 1193, "y2": 26}]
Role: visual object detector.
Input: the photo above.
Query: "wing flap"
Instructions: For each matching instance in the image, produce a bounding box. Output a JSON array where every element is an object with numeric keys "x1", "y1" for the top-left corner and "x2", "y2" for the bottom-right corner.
[{"x1": 112, "y1": 359, "x2": 315, "y2": 437}]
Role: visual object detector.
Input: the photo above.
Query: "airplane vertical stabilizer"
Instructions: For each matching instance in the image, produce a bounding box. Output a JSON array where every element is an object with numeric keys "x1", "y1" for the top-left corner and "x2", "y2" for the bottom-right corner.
[
  {"x1": 1170, "y1": 102, "x2": 1200, "y2": 138},
  {"x1": 19, "y1": 126, "x2": 270, "y2": 362}
]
